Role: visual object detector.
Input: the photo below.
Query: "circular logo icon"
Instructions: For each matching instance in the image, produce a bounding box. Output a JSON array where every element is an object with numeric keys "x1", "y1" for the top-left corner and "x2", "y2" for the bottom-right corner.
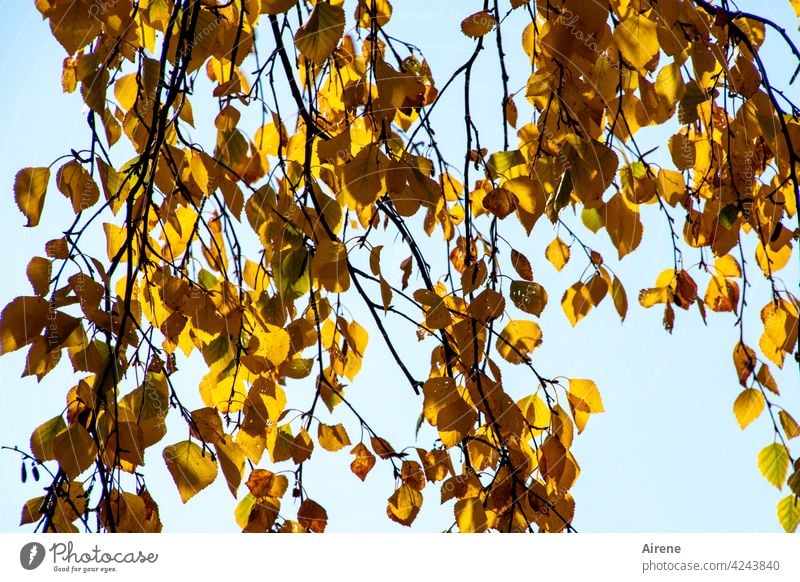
[{"x1": 20, "y1": 542, "x2": 46, "y2": 570}]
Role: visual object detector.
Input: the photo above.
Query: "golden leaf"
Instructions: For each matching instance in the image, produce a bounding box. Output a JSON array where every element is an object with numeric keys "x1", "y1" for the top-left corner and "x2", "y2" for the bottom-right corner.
[
  {"x1": 14, "y1": 167, "x2": 50, "y2": 227},
  {"x1": 0, "y1": 296, "x2": 50, "y2": 355},
  {"x1": 779, "y1": 411, "x2": 800, "y2": 440},
  {"x1": 386, "y1": 483, "x2": 423, "y2": 526},
  {"x1": 733, "y1": 388, "x2": 764, "y2": 429},
  {"x1": 350, "y1": 442, "x2": 376, "y2": 481},
  {"x1": 561, "y1": 281, "x2": 593, "y2": 326},
  {"x1": 545, "y1": 237, "x2": 570, "y2": 271},
  {"x1": 461, "y1": 11, "x2": 497, "y2": 38},
  {"x1": 294, "y1": 3, "x2": 345, "y2": 66},
  {"x1": 496, "y1": 319, "x2": 543, "y2": 364},
  {"x1": 455, "y1": 497, "x2": 488, "y2": 533},
  {"x1": 614, "y1": 13, "x2": 659, "y2": 71},
  {"x1": 53, "y1": 423, "x2": 97, "y2": 479},
  {"x1": 163, "y1": 440, "x2": 219, "y2": 503},
  {"x1": 318, "y1": 423, "x2": 351, "y2": 452}
]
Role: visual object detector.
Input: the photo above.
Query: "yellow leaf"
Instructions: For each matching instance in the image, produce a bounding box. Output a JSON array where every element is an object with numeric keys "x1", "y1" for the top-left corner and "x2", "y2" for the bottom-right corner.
[
  {"x1": 761, "y1": 300, "x2": 799, "y2": 360},
  {"x1": 704, "y1": 276, "x2": 739, "y2": 313},
  {"x1": 733, "y1": 388, "x2": 764, "y2": 429},
  {"x1": 355, "y1": 0, "x2": 393, "y2": 28},
  {"x1": 417, "y1": 448, "x2": 453, "y2": 482},
  {"x1": 611, "y1": 276, "x2": 628, "y2": 321},
  {"x1": 779, "y1": 411, "x2": 800, "y2": 440},
  {"x1": 455, "y1": 497, "x2": 488, "y2": 533},
  {"x1": 261, "y1": 0, "x2": 299, "y2": 14},
  {"x1": 756, "y1": 363, "x2": 779, "y2": 395},
  {"x1": 758, "y1": 443, "x2": 789, "y2": 490},
  {"x1": 777, "y1": 495, "x2": 800, "y2": 532},
  {"x1": 545, "y1": 237, "x2": 570, "y2": 271},
  {"x1": 386, "y1": 483, "x2": 423, "y2": 526},
  {"x1": 36, "y1": 0, "x2": 102, "y2": 55},
  {"x1": 437, "y1": 397, "x2": 476, "y2": 448},
  {"x1": 568, "y1": 379, "x2": 604, "y2": 414},
  {"x1": 0, "y1": 296, "x2": 50, "y2": 355},
  {"x1": 30, "y1": 415, "x2": 67, "y2": 462},
  {"x1": 215, "y1": 435, "x2": 245, "y2": 498},
  {"x1": 312, "y1": 240, "x2": 350, "y2": 293},
  {"x1": 317, "y1": 423, "x2": 351, "y2": 452},
  {"x1": 604, "y1": 193, "x2": 643, "y2": 259},
  {"x1": 561, "y1": 281, "x2": 593, "y2": 326},
  {"x1": 614, "y1": 12, "x2": 659, "y2": 71},
  {"x1": 26, "y1": 257, "x2": 52, "y2": 297},
  {"x1": 422, "y1": 377, "x2": 460, "y2": 426},
  {"x1": 715, "y1": 255, "x2": 742, "y2": 278},
  {"x1": 461, "y1": 11, "x2": 496, "y2": 38},
  {"x1": 294, "y1": 3, "x2": 345, "y2": 66},
  {"x1": 163, "y1": 440, "x2": 219, "y2": 503},
  {"x1": 350, "y1": 442, "x2": 376, "y2": 481},
  {"x1": 56, "y1": 160, "x2": 100, "y2": 213},
  {"x1": 52, "y1": 423, "x2": 97, "y2": 479},
  {"x1": 496, "y1": 319, "x2": 542, "y2": 364},
  {"x1": 14, "y1": 167, "x2": 50, "y2": 227},
  {"x1": 298, "y1": 499, "x2": 328, "y2": 533}
]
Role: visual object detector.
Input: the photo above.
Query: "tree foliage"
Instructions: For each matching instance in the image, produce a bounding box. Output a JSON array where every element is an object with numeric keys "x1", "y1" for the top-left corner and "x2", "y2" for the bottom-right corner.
[{"x1": 3, "y1": 0, "x2": 800, "y2": 532}]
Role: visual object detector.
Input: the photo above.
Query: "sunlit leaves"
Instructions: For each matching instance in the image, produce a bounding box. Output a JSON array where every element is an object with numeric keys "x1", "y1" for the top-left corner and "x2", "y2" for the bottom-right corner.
[
  {"x1": 734, "y1": 389, "x2": 765, "y2": 430},
  {"x1": 545, "y1": 237, "x2": 570, "y2": 271},
  {"x1": 455, "y1": 497, "x2": 488, "y2": 533},
  {"x1": 53, "y1": 423, "x2": 97, "y2": 479},
  {"x1": 461, "y1": 11, "x2": 496, "y2": 39},
  {"x1": 496, "y1": 320, "x2": 542, "y2": 364},
  {"x1": 758, "y1": 443, "x2": 789, "y2": 490},
  {"x1": 163, "y1": 441, "x2": 218, "y2": 503},
  {"x1": 35, "y1": 0, "x2": 102, "y2": 55},
  {"x1": 0, "y1": 296, "x2": 50, "y2": 355},
  {"x1": 294, "y1": 3, "x2": 345, "y2": 66},
  {"x1": 777, "y1": 495, "x2": 800, "y2": 532},
  {"x1": 14, "y1": 168, "x2": 50, "y2": 227},
  {"x1": 317, "y1": 423, "x2": 351, "y2": 452},
  {"x1": 30, "y1": 415, "x2": 67, "y2": 462},
  {"x1": 350, "y1": 442, "x2": 376, "y2": 481},
  {"x1": 56, "y1": 160, "x2": 99, "y2": 213},
  {"x1": 613, "y1": 12, "x2": 658, "y2": 72},
  {"x1": 386, "y1": 484, "x2": 422, "y2": 526},
  {"x1": 779, "y1": 411, "x2": 800, "y2": 440}
]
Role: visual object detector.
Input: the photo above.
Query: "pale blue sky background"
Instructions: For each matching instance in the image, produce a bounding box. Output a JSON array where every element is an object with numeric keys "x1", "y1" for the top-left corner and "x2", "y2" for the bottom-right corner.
[{"x1": 0, "y1": 0, "x2": 797, "y2": 533}]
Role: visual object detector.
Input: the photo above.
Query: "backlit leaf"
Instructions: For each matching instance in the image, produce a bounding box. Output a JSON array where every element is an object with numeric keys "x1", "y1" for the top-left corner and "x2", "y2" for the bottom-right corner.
[
  {"x1": 733, "y1": 388, "x2": 764, "y2": 430},
  {"x1": 455, "y1": 497, "x2": 488, "y2": 533},
  {"x1": 318, "y1": 423, "x2": 351, "y2": 452},
  {"x1": 350, "y1": 442, "x2": 376, "y2": 481},
  {"x1": 545, "y1": 237, "x2": 570, "y2": 271},
  {"x1": 461, "y1": 11, "x2": 496, "y2": 38},
  {"x1": 496, "y1": 319, "x2": 542, "y2": 364},
  {"x1": 163, "y1": 440, "x2": 219, "y2": 503},
  {"x1": 294, "y1": 3, "x2": 345, "y2": 66},
  {"x1": 386, "y1": 483, "x2": 422, "y2": 526},
  {"x1": 758, "y1": 443, "x2": 789, "y2": 490},
  {"x1": 14, "y1": 167, "x2": 50, "y2": 227}
]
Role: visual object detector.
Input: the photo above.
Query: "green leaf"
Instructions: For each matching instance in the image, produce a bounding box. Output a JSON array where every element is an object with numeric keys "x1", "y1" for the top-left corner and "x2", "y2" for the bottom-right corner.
[
  {"x1": 757, "y1": 443, "x2": 789, "y2": 490},
  {"x1": 776, "y1": 495, "x2": 800, "y2": 532}
]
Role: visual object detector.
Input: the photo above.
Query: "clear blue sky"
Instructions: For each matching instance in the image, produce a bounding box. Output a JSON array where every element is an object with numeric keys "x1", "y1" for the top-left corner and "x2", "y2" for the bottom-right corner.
[{"x1": 0, "y1": 0, "x2": 797, "y2": 533}]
